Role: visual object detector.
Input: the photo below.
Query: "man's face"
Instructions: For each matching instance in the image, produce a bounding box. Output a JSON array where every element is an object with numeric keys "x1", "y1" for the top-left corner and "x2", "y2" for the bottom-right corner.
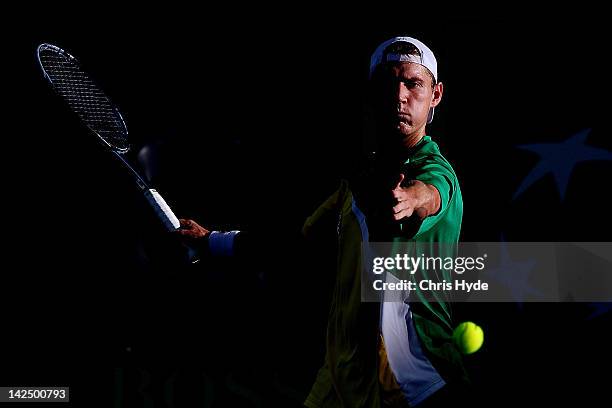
[{"x1": 372, "y1": 62, "x2": 442, "y2": 142}]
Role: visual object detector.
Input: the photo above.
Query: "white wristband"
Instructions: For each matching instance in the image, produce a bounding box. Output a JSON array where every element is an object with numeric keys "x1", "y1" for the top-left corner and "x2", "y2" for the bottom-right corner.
[{"x1": 208, "y1": 230, "x2": 240, "y2": 257}]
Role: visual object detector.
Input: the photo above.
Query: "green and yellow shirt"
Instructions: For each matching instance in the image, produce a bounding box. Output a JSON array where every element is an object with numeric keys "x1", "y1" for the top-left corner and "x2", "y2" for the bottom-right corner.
[{"x1": 304, "y1": 136, "x2": 466, "y2": 408}]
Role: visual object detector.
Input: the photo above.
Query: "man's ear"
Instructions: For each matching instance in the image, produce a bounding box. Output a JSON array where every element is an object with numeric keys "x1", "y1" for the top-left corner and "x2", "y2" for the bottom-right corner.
[{"x1": 431, "y1": 81, "x2": 443, "y2": 108}]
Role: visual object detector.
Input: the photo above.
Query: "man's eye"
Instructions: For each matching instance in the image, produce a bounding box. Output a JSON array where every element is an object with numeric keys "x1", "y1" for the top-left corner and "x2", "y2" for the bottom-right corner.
[{"x1": 403, "y1": 80, "x2": 421, "y2": 88}]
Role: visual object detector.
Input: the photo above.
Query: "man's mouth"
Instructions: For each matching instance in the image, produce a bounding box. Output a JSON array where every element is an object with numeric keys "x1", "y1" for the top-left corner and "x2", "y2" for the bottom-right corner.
[{"x1": 395, "y1": 114, "x2": 410, "y2": 125}]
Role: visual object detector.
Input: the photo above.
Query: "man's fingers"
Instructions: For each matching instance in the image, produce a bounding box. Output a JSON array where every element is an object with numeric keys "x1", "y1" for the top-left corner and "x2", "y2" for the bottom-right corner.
[
  {"x1": 178, "y1": 219, "x2": 199, "y2": 236},
  {"x1": 393, "y1": 207, "x2": 414, "y2": 220},
  {"x1": 180, "y1": 219, "x2": 202, "y2": 231},
  {"x1": 393, "y1": 200, "x2": 411, "y2": 214},
  {"x1": 176, "y1": 229, "x2": 197, "y2": 237},
  {"x1": 394, "y1": 173, "x2": 405, "y2": 190},
  {"x1": 177, "y1": 219, "x2": 210, "y2": 239},
  {"x1": 392, "y1": 174, "x2": 407, "y2": 200},
  {"x1": 392, "y1": 190, "x2": 405, "y2": 201},
  {"x1": 393, "y1": 198, "x2": 419, "y2": 213}
]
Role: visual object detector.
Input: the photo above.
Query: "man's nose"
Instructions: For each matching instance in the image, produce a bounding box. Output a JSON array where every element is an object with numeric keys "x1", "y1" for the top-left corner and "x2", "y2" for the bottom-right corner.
[{"x1": 395, "y1": 82, "x2": 409, "y2": 105}]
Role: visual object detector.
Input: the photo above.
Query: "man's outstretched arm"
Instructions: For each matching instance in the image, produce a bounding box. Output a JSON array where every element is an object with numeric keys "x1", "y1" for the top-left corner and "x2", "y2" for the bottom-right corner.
[{"x1": 391, "y1": 173, "x2": 441, "y2": 221}]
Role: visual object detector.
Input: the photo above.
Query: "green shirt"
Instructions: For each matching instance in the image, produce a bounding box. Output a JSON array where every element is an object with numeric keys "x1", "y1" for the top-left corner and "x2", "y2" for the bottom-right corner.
[
  {"x1": 395, "y1": 136, "x2": 463, "y2": 331},
  {"x1": 304, "y1": 136, "x2": 466, "y2": 408}
]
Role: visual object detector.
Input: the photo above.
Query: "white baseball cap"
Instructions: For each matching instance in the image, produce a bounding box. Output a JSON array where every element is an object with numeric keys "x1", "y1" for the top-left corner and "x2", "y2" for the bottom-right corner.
[{"x1": 369, "y1": 36, "x2": 438, "y2": 124}]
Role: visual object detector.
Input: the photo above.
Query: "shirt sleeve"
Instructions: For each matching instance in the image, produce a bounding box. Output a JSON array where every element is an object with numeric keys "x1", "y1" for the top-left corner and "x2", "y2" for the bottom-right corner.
[{"x1": 404, "y1": 157, "x2": 456, "y2": 237}]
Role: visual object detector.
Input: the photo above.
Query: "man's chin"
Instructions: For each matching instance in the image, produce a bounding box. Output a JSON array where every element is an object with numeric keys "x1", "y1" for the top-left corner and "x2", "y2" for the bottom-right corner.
[
  {"x1": 397, "y1": 121, "x2": 414, "y2": 135},
  {"x1": 393, "y1": 127, "x2": 414, "y2": 141},
  {"x1": 379, "y1": 123, "x2": 415, "y2": 141}
]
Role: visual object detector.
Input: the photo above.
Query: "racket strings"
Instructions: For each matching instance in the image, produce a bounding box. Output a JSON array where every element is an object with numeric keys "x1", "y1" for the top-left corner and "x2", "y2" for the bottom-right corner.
[{"x1": 38, "y1": 46, "x2": 129, "y2": 151}]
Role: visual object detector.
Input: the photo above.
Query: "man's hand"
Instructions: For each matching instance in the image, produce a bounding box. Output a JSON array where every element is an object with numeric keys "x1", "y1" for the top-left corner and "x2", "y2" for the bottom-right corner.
[
  {"x1": 177, "y1": 219, "x2": 210, "y2": 241},
  {"x1": 391, "y1": 174, "x2": 441, "y2": 221}
]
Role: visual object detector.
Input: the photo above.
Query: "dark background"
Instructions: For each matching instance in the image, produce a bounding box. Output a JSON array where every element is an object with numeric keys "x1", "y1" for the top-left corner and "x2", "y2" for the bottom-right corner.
[{"x1": 2, "y1": 8, "x2": 611, "y2": 407}]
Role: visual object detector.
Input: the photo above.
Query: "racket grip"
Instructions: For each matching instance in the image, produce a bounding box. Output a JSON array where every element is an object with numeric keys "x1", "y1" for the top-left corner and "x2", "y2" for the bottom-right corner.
[{"x1": 144, "y1": 189, "x2": 181, "y2": 231}]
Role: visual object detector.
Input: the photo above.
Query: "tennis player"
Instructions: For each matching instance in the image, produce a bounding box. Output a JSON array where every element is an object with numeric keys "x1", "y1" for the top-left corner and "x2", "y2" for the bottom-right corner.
[{"x1": 178, "y1": 36, "x2": 469, "y2": 407}]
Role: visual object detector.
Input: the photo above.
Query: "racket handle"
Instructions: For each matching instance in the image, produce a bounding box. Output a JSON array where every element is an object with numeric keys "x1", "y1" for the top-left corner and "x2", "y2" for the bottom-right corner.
[{"x1": 144, "y1": 189, "x2": 181, "y2": 231}]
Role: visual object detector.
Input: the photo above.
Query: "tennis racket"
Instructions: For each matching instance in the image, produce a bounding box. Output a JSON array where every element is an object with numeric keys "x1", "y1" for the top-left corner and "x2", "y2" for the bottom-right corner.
[{"x1": 37, "y1": 43, "x2": 195, "y2": 259}]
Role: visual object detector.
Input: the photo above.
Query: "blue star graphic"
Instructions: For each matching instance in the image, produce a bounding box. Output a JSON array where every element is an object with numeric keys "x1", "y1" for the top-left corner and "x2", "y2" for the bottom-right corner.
[
  {"x1": 586, "y1": 302, "x2": 612, "y2": 320},
  {"x1": 514, "y1": 129, "x2": 612, "y2": 200},
  {"x1": 483, "y1": 239, "x2": 542, "y2": 307}
]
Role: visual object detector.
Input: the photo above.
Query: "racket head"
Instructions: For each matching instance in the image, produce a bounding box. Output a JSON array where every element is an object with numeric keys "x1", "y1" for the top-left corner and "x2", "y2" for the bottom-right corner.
[{"x1": 37, "y1": 43, "x2": 130, "y2": 153}]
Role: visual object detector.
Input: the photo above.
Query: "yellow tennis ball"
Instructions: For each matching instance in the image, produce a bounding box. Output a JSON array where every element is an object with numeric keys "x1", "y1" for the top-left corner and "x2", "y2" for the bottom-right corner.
[{"x1": 453, "y1": 321, "x2": 484, "y2": 355}]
